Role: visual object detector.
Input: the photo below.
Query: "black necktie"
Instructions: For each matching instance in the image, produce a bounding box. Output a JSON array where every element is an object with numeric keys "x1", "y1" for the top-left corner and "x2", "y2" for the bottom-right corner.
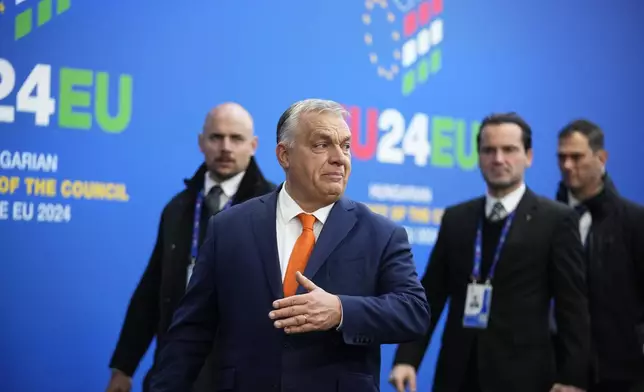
[
  {"x1": 205, "y1": 185, "x2": 223, "y2": 215},
  {"x1": 574, "y1": 204, "x2": 588, "y2": 216}
]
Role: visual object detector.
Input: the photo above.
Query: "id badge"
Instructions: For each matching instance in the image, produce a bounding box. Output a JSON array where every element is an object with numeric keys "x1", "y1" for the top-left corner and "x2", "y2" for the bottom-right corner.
[{"x1": 462, "y1": 283, "x2": 493, "y2": 329}]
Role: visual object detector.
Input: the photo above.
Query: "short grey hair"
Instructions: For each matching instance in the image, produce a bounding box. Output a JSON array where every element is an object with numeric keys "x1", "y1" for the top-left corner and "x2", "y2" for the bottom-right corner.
[{"x1": 276, "y1": 99, "x2": 349, "y2": 147}]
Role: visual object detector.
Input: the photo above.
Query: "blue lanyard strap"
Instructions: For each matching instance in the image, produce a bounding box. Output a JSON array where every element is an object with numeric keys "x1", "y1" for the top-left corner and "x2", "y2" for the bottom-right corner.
[
  {"x1": 190, "y1": 191, "x2": 233, "y2": 263},
  {"x1": 471, "y1": 210, "x2": 516, "y2": 283}
]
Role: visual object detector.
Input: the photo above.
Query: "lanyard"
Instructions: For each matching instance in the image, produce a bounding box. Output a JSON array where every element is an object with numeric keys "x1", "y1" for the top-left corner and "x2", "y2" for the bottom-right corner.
[
  {"x1": 190, "y1": 190, "x2": 233, "y2": 263},
  {"x1": 471, "y1": 210, "x2": 516, "y2": 283}
]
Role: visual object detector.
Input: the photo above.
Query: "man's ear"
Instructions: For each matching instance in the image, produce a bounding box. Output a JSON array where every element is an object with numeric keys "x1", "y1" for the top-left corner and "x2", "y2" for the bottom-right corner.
[
  {"x1": 597, "y1": 149, "x2": 608, "y2": 168},
  {"x1": 276, "y1": 143, "x2": 290, "y2": 170},
  {"x1": 250, "y1": 135, "x2": 258, "y2": 155},
  {"x1": 525, "y1": 147, "x2": 534, "y2": 168}
]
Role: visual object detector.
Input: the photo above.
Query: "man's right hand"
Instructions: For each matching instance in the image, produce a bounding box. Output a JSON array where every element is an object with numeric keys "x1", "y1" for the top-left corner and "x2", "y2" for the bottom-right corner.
[
  {"x1": 105, "y1": 369, "x2": 132, "y2": 392},
  {"x1": 388, "y1": 364, "x2": 417, "y2": 392},
  {"x1": 549, "y1": 384, "x2": 585, "y2": 392}
]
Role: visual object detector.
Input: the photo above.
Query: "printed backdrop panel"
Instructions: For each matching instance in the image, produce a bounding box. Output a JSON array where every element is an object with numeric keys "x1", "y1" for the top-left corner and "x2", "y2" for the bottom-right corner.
[{"x1": 1, "y1": 0, "x2": 643, "y2": 391}]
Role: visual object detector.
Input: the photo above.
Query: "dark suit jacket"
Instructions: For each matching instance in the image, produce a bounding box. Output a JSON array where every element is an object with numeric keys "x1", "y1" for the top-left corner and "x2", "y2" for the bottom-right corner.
[
  {"x1": 393, "y1": 188, "x2": 591, "y2": 392},
  {"x1": 556, "y1": 176, "x2": 644, "y2": 382},
  {"x1": 148, "y1": 186, "x2": 430, "y2": 392},
  {"x1": 108, "y1": 158, "x2": 276, "y2": 391}
]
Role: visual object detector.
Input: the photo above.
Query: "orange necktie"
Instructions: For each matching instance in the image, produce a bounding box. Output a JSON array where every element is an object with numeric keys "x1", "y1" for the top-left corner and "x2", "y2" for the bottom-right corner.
[{"x1": 283, "y1": 213, "x2": 316, "y2": 297}]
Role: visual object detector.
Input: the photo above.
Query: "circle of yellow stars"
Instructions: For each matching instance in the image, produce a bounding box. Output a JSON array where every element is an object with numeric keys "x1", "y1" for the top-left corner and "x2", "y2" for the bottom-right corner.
[
  {"x1": 0, "y1": 2, "x2": 6, "y2": 14},
  {"x1": 363, "y1": 0, "x2": 401, "y2": 81}
]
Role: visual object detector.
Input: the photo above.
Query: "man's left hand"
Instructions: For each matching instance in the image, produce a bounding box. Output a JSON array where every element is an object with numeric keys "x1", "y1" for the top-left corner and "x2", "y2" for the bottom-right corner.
[{"x1": 269, "y1": 272, "x2": 342, "y2": 334}]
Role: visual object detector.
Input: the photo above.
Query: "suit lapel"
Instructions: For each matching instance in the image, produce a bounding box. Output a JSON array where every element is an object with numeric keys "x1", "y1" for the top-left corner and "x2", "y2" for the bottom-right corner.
[
  {"x1": 298, "y1": 197, "x2": 357, "y2": 294},
  {"x1": 495, "y1": 188, "x2": 539, "y2": 278},
  {"x1": 462, "y1": 198, "x2": 486, "y2": 275},
  {"x1": 252, "y1": 188, "x2": 282, "y2": 299},
  {"x1": 505, "y1": 188, "x2": 539, "y2": 243},
  {"x1": 468, "y1": 197, "x2": 486, "y2": 226}
]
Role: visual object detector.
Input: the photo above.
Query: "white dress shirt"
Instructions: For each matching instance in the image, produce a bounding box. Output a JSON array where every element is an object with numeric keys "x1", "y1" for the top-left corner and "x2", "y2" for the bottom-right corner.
[
  {"x1": 485, "y1": 182, "x2": 526, "y2": 219},
  {"x1": 276, "y1": 182, "x2": 335, "y2": 281},
  {"x1": 204, "y1": 170, "x2": 245, "y2": 206},
  {"x1": 567, "y1": 191, "x2": 592, "y2": 246},
  {"x1": 187, "y1": 170, "x2": 245, "y2": 286}
]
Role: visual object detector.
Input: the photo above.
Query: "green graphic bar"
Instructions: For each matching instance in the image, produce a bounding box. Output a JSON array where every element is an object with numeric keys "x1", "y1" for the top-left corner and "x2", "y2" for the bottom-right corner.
[
  {"x1": 15, "y1": 8, "x2": 33, "y2": 40},
  {"x1": 402, "y1": 69, "x2": 416, "y2": 96},
  {"x1": 417, "y1": 58, "x2": 430, "y2": 83},
  {"x1": 57, "y1": 0, "x2": 70, "y2": 14},
  {"x1": 38, "y1": 0, "x2": 53, "y2": 26},
  {"x1": 431, "y1": 49, "x2": 442, "y2": 74}
]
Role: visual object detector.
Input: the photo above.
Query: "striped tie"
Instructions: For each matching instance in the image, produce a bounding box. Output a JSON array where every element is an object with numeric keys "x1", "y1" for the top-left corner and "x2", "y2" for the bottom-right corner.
[{"x1": 488, "y1": 202, "x2": 506, "y2": 222}]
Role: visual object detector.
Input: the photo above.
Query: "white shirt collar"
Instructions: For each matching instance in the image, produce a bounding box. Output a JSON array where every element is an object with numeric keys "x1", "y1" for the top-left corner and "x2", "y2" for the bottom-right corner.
[
  {"x1": 204, "y1": 170, "x2": 245, "y2": 197},
  {"x1": 567, "y1": 191, "x2": 581, "y2": 207},
  {"x1": 277, "y1": 182, "x2": 335, "y2": 225},
  {"x1": 485, "y1": 182, "x2": 526, "y2": 216}
]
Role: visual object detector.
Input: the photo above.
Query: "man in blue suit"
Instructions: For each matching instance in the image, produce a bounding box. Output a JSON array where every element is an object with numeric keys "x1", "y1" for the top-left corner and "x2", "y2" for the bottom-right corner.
[{"x1": 148, "y1": 98, "x2": 430, "y2": 392}]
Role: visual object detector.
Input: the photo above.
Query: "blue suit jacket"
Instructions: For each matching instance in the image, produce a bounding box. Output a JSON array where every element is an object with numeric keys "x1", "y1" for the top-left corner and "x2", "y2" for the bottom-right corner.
[{"x1": 149, "y1": 188, "x2": 430, "y2": 392}]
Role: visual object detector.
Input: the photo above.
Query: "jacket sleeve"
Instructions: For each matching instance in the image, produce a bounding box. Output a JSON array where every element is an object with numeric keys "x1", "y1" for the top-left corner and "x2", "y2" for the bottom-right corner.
[
  {"x1": 148, "y1": 215, "x2": 220, "y2": 392},
  {"x1": 336, "y1": 225, "x2": 431, "y2": 346},
  {"x1": 549, "y1": 208, "x2": 591, "y2": 389},
  {"x1": 625, "y1": 200, "x2": 644, "y2": 317},
  {"x1": 108, "y1": 211, "x2": 165, "y2": 376},
  {"x1": 392, "y1": 208, "x2": 452, "y2": 369}
]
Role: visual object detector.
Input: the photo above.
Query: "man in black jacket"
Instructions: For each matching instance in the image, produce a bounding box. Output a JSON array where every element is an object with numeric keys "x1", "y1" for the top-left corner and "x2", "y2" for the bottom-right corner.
[
  {"x1": 105, "y1": 102, "x2": 276, "y2": 392},
  {"x1": 389, "y1": 113, "x2": 590, "y2": 392},
  {"x1": 555, "y1": 119, "x2": 644, "y2": 392}
]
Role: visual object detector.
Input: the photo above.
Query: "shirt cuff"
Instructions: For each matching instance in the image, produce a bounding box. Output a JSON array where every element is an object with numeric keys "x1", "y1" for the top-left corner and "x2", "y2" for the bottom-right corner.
[{"x1": 336, "y1": 297, "x2": 343, "y2": 331}]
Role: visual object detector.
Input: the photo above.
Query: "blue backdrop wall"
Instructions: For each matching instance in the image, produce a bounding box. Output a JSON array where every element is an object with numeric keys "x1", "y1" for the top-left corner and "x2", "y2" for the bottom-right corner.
[{"x1": 1, "y1": 0, "x2": 643, "y2": 391}]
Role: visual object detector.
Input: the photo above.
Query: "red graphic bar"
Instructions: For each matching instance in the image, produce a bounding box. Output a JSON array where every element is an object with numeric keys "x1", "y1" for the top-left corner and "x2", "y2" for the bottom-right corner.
[
  {"x1": 418, "y1": 1, "x2": 431, "y2": 25},
  {"x1": 403, "y1": 11, "x2": 417, "y2": 37},
  {"x1": 433, "y1": 0, "x2": 443, "y2": 15}
]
